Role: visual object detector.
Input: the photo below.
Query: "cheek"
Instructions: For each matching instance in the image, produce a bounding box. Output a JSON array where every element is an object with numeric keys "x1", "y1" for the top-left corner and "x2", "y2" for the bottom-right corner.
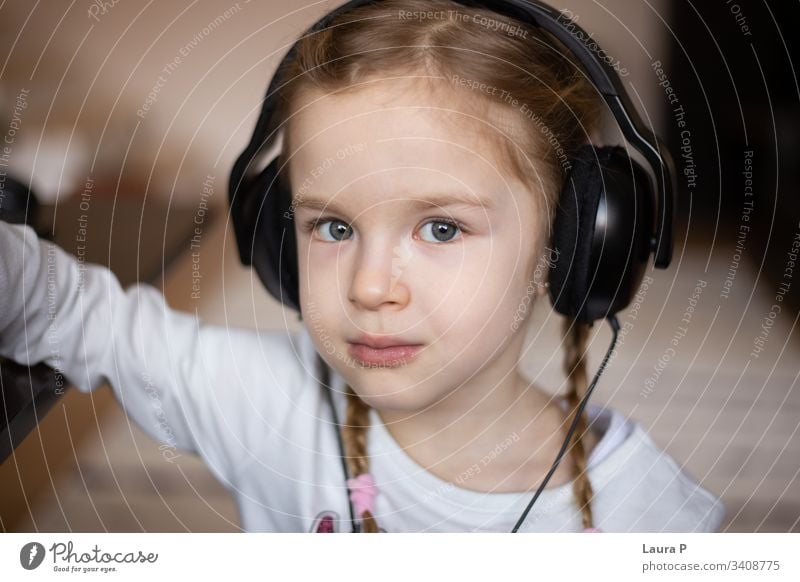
[
  {"x1": 297, "y1": 240, "x2": 343, "y2": 299},
  {"x1": 441, "y1": 243, "x2": 535, "y2": 333},
  {"x1": 446, "y1": 234, "x2": 530, "y2": 299}
]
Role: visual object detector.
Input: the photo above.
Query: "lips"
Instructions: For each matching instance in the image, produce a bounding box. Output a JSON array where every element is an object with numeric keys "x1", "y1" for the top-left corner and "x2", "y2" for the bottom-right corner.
[
  {"x1": 347, "y1": 334, "x2": 423, "y2": 367},
  {"x1": 350, "y1": 334, "x2": 419, "y2": 349}
]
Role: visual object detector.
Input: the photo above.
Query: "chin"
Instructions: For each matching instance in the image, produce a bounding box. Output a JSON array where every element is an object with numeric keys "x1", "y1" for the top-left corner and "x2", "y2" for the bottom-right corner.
[{"x1": 343, "y1": 376, "x2": 446, "y2": 413}]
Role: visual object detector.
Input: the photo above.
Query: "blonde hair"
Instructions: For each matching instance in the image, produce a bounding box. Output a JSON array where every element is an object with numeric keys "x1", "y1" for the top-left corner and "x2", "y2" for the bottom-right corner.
[{"x1": 277, "y1": 0, "x2": 602, "y2": 532}]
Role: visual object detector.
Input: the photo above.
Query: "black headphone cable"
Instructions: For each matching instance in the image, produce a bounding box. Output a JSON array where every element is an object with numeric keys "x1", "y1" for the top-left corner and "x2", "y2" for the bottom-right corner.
[{"x1": 511, "y1": 314, "x2": 621, "y2": 532}]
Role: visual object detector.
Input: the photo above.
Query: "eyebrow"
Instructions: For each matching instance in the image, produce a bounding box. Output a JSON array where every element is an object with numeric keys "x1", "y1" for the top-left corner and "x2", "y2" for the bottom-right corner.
[{"x1": 293, "y1": 192, "x2": 495, "y2": 214}]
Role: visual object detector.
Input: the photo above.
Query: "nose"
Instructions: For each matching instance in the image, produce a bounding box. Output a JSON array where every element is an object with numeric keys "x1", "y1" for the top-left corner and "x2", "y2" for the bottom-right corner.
[{"x1": 347, "y1": 236, "x2": 411, "y2": 310}]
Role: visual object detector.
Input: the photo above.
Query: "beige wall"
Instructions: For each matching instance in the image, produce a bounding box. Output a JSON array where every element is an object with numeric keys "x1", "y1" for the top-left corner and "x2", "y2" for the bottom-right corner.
[{"x1": 0, "y1": 0, "x2": 670, "y2": 204}]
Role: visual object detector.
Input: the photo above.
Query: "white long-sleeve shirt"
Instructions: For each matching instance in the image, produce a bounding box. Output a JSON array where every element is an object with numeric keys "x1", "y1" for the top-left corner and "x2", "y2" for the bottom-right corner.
[{"x1": 0, "y1": 221, "x2": 726, "y2": 532}]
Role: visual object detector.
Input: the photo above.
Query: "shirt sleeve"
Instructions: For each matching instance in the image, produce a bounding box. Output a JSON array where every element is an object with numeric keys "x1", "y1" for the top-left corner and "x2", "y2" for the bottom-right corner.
[{"x1": 0, "y1": 221, "x2": 307, "y2": 486}]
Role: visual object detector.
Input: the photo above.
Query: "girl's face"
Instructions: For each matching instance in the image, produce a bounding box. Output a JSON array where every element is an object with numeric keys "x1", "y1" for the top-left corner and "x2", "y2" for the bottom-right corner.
[{"x1": 288, "y1": 78, "x2": 550, "y2": 412}]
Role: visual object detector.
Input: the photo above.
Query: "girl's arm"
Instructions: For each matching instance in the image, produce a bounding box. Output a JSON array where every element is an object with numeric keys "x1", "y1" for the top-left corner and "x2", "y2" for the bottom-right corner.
[{"x1": 0, "y1": 220, "x2": 303, "y2": 483}]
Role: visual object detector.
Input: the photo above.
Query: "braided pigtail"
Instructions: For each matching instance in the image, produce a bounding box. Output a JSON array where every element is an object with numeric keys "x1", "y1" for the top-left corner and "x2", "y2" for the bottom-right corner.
[
  {"x1": 342, "y1": 384, "x2": 380, "y2": 533},
  {"x1": 561, "y1": 317, "x2": 595, "y2": 530}
]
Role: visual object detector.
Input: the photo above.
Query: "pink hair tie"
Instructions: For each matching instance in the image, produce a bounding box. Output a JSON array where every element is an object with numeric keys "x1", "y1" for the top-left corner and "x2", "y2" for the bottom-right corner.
[
  {"x1": 346, "y1": 473, "x2": 379, "y2": 517},
  {"x1": 583, "y1": 527, "x2": 603, "y2": 533}
]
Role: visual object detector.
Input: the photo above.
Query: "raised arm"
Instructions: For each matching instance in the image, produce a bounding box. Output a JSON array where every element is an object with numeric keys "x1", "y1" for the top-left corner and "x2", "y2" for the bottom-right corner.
[
  {"x1": 0, "y1": 221, "x2": 306, "y2": 483},
  {"x1": 0, "y1": 220, "x2": 206, "y2": 447}
]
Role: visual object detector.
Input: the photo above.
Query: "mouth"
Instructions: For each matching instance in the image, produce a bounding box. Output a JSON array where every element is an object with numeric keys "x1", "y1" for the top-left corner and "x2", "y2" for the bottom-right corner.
[{"x1": 346, "y1": 340, "x2": 424, "y2": 367}]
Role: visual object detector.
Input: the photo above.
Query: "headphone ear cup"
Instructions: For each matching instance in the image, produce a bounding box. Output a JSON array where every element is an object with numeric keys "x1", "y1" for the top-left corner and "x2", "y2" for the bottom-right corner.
[
  {"x1": 548, "y1": 145, "x2": 654, "y2": 323},
  {"x1": 246, "y1": 158, "x2": 302, "y2": 313},
  {"x1": 548, "y1": 145, "x2": 606, "y2": 321}
]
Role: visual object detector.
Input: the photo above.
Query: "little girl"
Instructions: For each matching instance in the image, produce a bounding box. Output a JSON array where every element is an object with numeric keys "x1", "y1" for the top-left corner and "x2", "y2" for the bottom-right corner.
[{"x1": 0, "y1": 0, "x2": 725, "y2": 533}]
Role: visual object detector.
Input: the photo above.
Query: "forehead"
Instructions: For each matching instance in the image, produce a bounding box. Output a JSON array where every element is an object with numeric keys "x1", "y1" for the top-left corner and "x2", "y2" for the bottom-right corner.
[{"x1": 284, "y1": 78, "x2": 533, "y2": 211}]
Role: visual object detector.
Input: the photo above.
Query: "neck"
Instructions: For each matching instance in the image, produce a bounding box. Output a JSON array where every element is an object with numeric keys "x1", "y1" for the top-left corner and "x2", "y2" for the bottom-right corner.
[
  {"x1": 374, "y1": 336, "x2": 568, "y2": 492},
  {"x1": 377, "y1": 372, "x2": 557, "y2": 448}
]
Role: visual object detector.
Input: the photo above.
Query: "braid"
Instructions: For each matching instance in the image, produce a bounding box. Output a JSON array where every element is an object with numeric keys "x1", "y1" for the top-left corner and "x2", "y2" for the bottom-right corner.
[
  {"x1": 561, "y1": 317, "x2": 595, "y2": 530},
  {"x1": 342, "y1": 384, "x2": 380, "y2": 533}
]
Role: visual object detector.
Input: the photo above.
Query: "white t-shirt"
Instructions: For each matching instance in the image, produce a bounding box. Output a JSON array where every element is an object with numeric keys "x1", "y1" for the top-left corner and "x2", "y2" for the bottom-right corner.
[{"x1": 0, "y1": 222, "x2": 726, "y2": 532}]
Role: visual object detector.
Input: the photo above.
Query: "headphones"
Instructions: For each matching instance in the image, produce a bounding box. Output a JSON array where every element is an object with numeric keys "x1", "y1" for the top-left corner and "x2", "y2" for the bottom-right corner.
[{"x1": 228, "y1": 0, "x2": 675, "y2": 324}]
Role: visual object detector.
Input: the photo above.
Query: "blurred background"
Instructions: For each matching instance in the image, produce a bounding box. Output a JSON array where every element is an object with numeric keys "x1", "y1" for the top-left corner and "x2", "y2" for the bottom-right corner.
[{"x1": 0, "y1": 0, "x2": 797, "y2": 532}]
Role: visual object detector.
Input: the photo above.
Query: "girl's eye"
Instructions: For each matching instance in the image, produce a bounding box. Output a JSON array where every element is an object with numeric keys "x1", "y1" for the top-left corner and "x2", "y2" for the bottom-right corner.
[
  {"x1": 308, "y1": 219, "x2": 353, "y2": 242},
  {"x1": 302, "y1": 217, "x2": 464, "y2": 244},
  {"x1": 418, "y1": 219, "x2": 463, "y2": 243}
]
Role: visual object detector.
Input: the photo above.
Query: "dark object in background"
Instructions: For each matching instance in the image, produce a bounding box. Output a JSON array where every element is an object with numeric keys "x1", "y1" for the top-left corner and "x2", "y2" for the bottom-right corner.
[
  {"x1": 668, "y1": 0, "x2": 799, "y2": 315},
  {"x1": 0, "y1": 173, "x2": 62, "y2": 465},
  {"x1": 0, "y1": 174, "x2": 60, "y2": 464},
  {"x1": 0, "y1": 173, "x2": 39, "y2": 227}
]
